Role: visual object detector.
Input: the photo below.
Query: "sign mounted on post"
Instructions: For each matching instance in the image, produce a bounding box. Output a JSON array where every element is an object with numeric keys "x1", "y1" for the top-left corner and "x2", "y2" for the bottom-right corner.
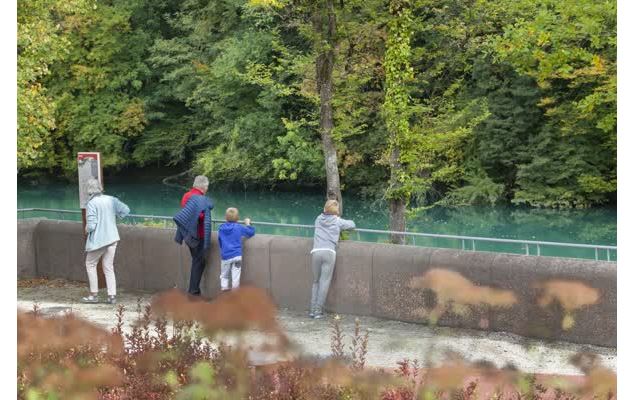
[{"x1": 77, "y1": 152, "x2": 102, "y2": 209}]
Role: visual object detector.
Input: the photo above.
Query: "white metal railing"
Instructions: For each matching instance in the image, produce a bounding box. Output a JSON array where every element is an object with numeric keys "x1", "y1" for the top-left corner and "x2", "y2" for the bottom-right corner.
[{"x1": 17, "y1": 207, "x2": 617, "y2": 262}]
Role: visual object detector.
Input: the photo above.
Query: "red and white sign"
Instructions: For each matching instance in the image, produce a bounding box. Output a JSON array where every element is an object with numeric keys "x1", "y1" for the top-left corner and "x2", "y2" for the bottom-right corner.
[{"x1": 77, "y1": 152, "x2": 102, "y2": 208}]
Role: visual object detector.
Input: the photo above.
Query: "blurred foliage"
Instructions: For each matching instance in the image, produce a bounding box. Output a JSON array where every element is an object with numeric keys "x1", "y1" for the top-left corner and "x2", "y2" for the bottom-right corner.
[{"x1": 18, "y1": 284, "x2": 616, "y2": 399}]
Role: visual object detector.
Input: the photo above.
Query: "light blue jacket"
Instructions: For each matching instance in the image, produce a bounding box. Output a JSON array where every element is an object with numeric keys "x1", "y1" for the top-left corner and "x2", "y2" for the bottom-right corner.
[{"x1": 85, "y1": 194, "x2": 130, "y2": 252}]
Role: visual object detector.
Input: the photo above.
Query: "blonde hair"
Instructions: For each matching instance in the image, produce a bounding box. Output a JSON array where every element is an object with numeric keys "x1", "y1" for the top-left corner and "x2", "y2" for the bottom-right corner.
[
  {"x1": 323, "y1": 200, "x2": 339, "y2": 215},
  {"x1": 225, "y1": 207, "x2": 239, "y2": 222}
]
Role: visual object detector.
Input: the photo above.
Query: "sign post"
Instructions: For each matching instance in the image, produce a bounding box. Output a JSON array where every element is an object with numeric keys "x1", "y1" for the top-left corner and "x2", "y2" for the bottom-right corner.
[{"x1": 78, "y1": 152, "x2": 106, "y2": 289}]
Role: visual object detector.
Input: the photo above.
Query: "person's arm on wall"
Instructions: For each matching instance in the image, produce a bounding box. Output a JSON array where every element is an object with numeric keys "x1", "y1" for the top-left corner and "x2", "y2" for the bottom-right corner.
[
  {"x1": 114, "y1": 198, "x2": 130, "y2": 219},
  {"x1": 337, "y1": 217, "x2": 356, "y2": 231},
  {"x1": 86, "y1": 202, "x2": 98, "y2": 234},
  {"x1": 241, "y1": 218, "x2": 255, "y2": 238}
]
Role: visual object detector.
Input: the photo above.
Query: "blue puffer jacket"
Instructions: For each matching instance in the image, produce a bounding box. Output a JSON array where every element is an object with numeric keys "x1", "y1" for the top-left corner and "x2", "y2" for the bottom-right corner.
[{"x1": 174, "y1": 195, "x2": 213, "y2": 249}]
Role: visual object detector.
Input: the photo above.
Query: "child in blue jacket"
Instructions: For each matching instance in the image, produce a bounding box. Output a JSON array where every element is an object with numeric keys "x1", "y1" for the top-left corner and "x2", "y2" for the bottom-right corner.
[{"x1": 218, "y1": 207, "x2": 255, "y2": 291}]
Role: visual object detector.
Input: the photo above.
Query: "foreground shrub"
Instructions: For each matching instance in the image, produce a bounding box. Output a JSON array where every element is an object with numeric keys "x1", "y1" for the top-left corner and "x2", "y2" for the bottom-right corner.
[{"x1": 17, "y1": 286, "x2": 616, "y2": 399}]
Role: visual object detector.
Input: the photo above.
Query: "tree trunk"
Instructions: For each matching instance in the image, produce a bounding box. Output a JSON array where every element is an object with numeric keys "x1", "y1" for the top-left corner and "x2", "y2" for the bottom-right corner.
[
  {"x1": 314, "y1": 0, "x2": 343, "y2": 214},
  {"x1": 389, "y1": 147, "x2": 406, "y2": 244},
  {"x1": 384, "y1": 0, "x2": 412, "y2": 244}
]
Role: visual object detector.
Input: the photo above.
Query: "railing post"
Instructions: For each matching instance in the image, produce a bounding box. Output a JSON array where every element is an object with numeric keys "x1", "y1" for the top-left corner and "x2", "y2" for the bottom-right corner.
[
  {"x1": 472, "y1": 239, "x2": 476, "y2": 251},
  {"x1": 525, "y1": 243, "x2": 529, "y2": 256},
  {"x1": 461, "y1": 239, "x2": 465, "y2": 251},
  {"x1": 607, "y1": 249, "x2": 610, "y2": 262},
  {"x1": 537, "y1": 244, "x2": 541, "y2": 256},
  {"x1": 595, "y1": 248, "x2": 599, "y2": 261}
]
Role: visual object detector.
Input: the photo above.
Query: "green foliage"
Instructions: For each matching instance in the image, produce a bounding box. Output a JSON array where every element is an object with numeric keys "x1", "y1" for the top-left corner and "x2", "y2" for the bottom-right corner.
[
  {"x1": 47, "y1": 0, "x2": 153, "y2": 172},
  {"x1": 491, "y1": 0, "x2": 616, "y2": 207},
  {"x1": 471, "y1": 59, "x2": 542, "y2": 198},
  {"x1": 149, "y1": 0, "x2": 321, "y2": 186},
  {"x1": 174, "y1": 362, "x2": 230, "y2": 400},
  {"x1": 17, "y1": 0, "x2": 91, "y2": 170},
  {"x1": 17, "y1": 0, "x2": 616, "y2": 209},
  {"x1": 272, "y1": 118, "x2": 324, "y2": 181},
  {"x1": 383, "y1": 0, "x2": 415, "y2": 202},
  {"x1": 441, "y1": 169, "x2": 505, "y2": 207}
]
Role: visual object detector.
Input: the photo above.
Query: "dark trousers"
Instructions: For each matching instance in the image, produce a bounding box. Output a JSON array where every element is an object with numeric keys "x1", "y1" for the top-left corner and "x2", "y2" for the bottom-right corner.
[{"x1": 188, "y1": 240, "x2": 206, "y2": 295}]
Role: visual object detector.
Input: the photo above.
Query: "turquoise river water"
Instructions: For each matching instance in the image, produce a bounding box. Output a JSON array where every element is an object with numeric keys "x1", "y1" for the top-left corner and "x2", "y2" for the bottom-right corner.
[{"x1": 17, "y1": 183, "x2": 616, "y2": 260}]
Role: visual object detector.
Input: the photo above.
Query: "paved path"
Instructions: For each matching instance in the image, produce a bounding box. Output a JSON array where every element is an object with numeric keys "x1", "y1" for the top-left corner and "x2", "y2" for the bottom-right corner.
[{"x1": 17, "y1": 280, "x2": 616, "y2": 376}]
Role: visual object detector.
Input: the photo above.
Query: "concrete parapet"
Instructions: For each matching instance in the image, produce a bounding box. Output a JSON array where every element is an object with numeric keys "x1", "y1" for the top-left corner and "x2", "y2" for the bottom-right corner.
[
  {"x1": 17, "y1": 218, "x2": 40, "y2": 278},
  {"x1": 489, "y1": 255, "x2": 617, "y2": 347},
  {"x1": 326, "y1": 240, "x2": 374, "y2": 316},
  {"x1": 17, "y1": 219, "x2": 616, "y2": 347},
  {"x1": 269, "y1": 236, "x2": 312, "y2": 311},
  {"x1": 33, "y1": 219, "x2": 86, "y2": 282},
  {"x1": 370, "y1": 243, "x2": 434, "y2": 322}
]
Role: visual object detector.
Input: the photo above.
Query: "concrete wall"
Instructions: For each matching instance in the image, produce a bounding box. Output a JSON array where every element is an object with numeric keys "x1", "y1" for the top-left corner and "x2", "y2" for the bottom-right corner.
[
  {"x1": 17, "y1": 219, "x2": 617, "y2": 347},
  {"x1": 17, "y1": 219, "x2": 40, "y2": 278}
]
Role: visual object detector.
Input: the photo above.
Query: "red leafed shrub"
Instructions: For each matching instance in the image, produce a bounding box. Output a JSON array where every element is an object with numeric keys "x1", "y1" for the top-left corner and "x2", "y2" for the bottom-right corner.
[{"x1": 18, "y1": 284, "x2": 616, "y2": 400}]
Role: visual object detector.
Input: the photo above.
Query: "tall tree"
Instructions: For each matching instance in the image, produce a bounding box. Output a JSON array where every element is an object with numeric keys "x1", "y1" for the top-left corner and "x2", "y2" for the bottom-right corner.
[
  {"x1": 383, "y1": 0, "x2": 414, "y2": 243},
  {"x1": 313, "y1": 0, "x2": 343, "y2": 211}
]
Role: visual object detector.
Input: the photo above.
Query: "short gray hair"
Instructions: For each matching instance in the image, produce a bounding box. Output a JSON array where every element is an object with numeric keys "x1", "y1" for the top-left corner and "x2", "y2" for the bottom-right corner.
[
  {"x1": 193, "y1": 175, "x2": 209, "y2": 190},
  {"x1": 86, "y1": 178, "x2": 103, "y2": 196}
]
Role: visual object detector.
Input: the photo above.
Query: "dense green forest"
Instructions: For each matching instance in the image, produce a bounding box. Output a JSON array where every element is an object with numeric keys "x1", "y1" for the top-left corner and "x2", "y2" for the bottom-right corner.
[{"x1": 18, "y1": 0, "x2": 616, "y2": 212}]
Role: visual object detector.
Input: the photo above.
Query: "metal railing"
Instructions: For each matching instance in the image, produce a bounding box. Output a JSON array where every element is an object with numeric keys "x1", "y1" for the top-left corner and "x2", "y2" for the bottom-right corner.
[{"x1": 17, "y1": 207, "x2": 617, "y2": 262}]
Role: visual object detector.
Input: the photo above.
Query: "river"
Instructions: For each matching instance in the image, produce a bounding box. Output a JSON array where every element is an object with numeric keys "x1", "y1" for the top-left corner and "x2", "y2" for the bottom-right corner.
[{"x1": 17, "y1": 182, "x2": 616, "y2": 260}]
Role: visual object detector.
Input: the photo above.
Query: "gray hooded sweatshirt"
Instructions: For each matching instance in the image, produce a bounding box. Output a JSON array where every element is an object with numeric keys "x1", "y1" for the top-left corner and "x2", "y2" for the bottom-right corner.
[{"x1": 311, "y1": 213, "x2": 356, "y2": 253}]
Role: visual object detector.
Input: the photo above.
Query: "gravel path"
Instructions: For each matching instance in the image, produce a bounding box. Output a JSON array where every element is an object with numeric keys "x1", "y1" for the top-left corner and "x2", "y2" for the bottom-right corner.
[{"x1": 17, "y1": 279, "x2": 616, "y2": 375}]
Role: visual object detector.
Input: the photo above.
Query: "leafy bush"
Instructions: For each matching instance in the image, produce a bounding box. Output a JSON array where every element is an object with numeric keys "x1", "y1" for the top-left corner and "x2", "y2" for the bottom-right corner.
[{"x1": 18, "y1": 286, "x2": 616, "y2": 399}]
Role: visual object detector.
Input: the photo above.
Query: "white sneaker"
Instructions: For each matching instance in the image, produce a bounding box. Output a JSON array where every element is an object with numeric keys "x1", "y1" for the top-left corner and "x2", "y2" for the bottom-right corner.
[{"x1": 81, "y1": 295, "x2": 99, "y2": 303}]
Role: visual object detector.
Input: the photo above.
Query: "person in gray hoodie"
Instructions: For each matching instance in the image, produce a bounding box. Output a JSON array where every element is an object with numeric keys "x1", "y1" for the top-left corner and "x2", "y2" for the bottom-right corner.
[{"x1": 309, "y1": 199, "x2": 356, "y2": 319}]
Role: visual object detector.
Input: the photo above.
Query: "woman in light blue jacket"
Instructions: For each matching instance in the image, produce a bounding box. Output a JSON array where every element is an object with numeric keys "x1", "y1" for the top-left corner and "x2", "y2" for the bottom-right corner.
[{"x1": 82, "y1": 179, "x2": 130, "y2": 304}]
